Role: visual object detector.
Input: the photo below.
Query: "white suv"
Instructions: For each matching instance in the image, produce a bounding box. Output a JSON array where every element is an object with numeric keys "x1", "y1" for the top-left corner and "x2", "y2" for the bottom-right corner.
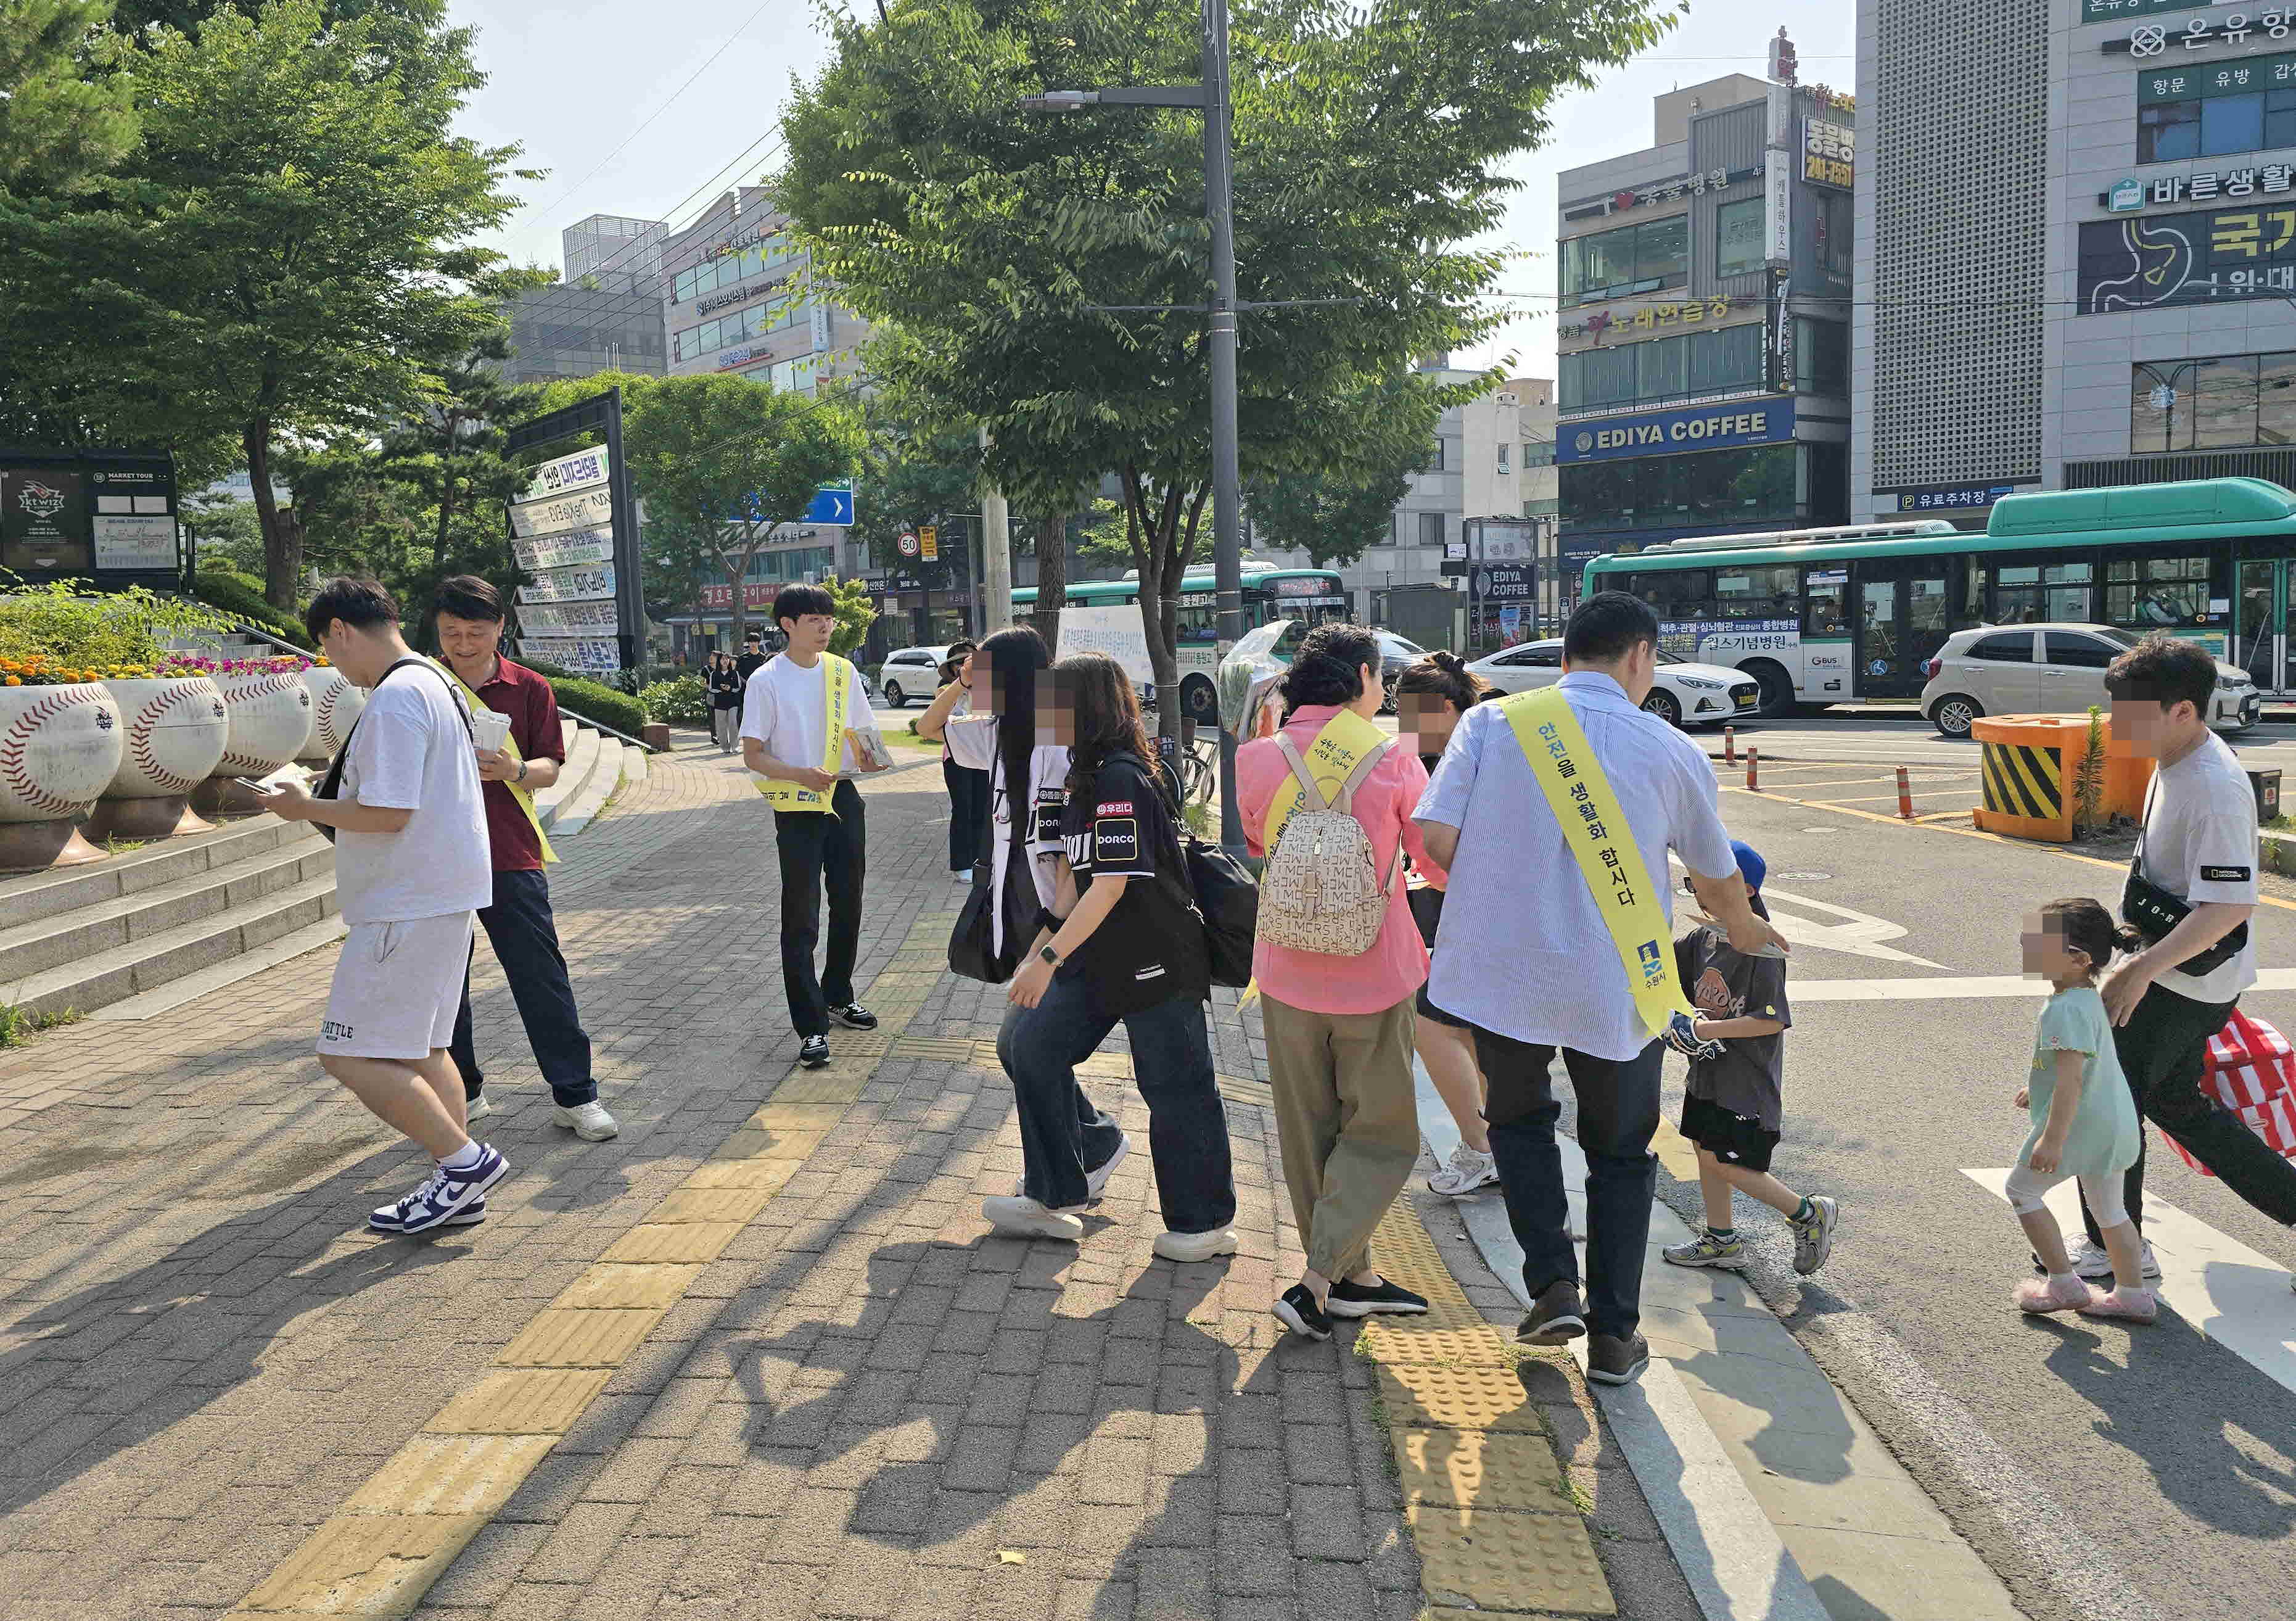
[
  {"x1": 876, "y1": 646, "x2": 952, "y2": 707},
  {"x1": 1920, "y1": 624, "x2": 2260, "y2": 738}
]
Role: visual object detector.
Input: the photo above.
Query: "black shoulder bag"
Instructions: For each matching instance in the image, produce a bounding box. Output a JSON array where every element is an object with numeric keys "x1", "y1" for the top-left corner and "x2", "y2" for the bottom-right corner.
[
  {"x1": 1119, "y1": 748, "x2": 1259, "y2": 989},
  {"x1": 310, "y1": 658, "x2": 474, "y2": 845},
  {"x1": 2121, "y1": 782, "x2": 2249, "y2": 975},
  {"x1": 948, "y1": 762, "x2": 1037, "y2": 984}
]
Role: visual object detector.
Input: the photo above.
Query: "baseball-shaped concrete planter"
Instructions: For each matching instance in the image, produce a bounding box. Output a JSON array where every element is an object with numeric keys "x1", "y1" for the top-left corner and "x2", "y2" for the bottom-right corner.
[
  {"x1": 192, "y1": 666, "x2": 315, "y2": 818},
  {"x1": 300, "y1": 664, "x2": 364, "y2": 763},
  {"x1": 0, "y1": 682, "x2": 125, "y2": 870},
  {"x1": 84, "y1": 675, "x2": 230, "y2": 841}
]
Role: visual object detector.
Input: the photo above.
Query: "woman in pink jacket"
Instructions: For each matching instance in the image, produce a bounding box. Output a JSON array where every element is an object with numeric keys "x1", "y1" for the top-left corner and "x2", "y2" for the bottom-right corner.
[{"x1": 1237, "y1": 623, "x2": 1446, "y2": 1340}]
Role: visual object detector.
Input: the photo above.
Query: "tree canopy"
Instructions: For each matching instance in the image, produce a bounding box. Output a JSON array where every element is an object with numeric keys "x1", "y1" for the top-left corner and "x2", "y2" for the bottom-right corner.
[{"x1": 0, "y1": 1, "x2": 138, "y2": 186}]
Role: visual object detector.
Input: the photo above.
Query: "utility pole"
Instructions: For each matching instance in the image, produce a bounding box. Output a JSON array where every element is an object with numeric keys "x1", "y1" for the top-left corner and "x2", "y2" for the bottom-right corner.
[
  {"x1": 979, "y1": 426, "x2": 1012, "y2": 631},
  {"x1": 1202, "y1": 0, "x2": 1246, "y2": 852}
]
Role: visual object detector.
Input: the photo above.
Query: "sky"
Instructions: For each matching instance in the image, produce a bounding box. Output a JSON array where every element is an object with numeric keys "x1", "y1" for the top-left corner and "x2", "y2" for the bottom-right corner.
[{"x1": 458, "y1": 0, "x2": 1856, "y2": 382}]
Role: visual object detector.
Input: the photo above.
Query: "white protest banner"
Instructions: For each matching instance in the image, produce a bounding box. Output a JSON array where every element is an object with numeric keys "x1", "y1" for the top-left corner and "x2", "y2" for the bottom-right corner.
[
  {"x1": 1057, "y1": 606, "x2": 1155, "y2": 687},
  {"x1": 516, "y1": 598, "x2": 619, "y2": 637},
  {"x1": 511, "y1": 524, "x2": 615, "y2": 572},
  {"x1": 518, "y1": 563, "x2": 615, "y2": 604},
  {"x1": 518, "y1": 445, "x2": 611, "y2": 504},
  {"x1": 509, "y1": 484, "x2": 614, "y2": 539},
  {"x1": 516, "y1": 635, "x2": 620, "y2": 673}
]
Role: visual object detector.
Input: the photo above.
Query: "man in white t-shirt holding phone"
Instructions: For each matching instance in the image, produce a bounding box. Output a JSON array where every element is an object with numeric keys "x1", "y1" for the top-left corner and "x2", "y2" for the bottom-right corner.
[
  {"x1": 252, "y1": 578, "x2": 505, "y2": 1235},
  {"x1": 2072, "y1": 634, "x2": 2296, "y2": 1280}
]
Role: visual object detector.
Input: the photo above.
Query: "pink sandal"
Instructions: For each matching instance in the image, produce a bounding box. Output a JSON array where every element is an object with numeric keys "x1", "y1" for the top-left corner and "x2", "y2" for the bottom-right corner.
[
  {"x1": 2015, "y1": 1274, "x2": 2101, "y2": 1315},
  {"x1": 2078, "y1": 1287, "x2": 2158, "y2": 1324}
]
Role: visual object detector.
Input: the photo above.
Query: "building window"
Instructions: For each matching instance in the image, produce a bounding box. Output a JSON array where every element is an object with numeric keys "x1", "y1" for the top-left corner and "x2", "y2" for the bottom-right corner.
[
  {"x1": 2130, "y1": 349, "x2": 2296, "y2": 452},
  {"x1": 1558, "y1": 443, "x2": 1798, "y2": 535},
  {"x1": 2139, "y1": 85, "x2": 2296, "y2": 165},
  {"x1": 1794, "y1": 319, "x2": 1850, "y2": 396},
  {"x1": 1715, "y1": 198, "x2": 1765, "y2": 278},
  {"x1": 1418, "y1": 511, "x2": 1446, "y2": 547},
  {"x1": 670, "y1": 231, "x2": 795, "y2": 305},
  {"x1": 1817, "y1": 189, "x2": 1853, "y2": 287},
  {"x1": 1558, "y1": 322, "x2": 1766, "y2": 413},
  {"x1": 1559, "y1": 215, "x2": 1690, "y2": 305},
  {"x1": 1522, "y1": 440, "x2": 1555, "y2": 469},
  {"x1": 1429, "y1": 436, "x2": 1447, "y2": 471},
  {"x1": 1497, "y1": 443, "x2": 1511, "y2": 474}
]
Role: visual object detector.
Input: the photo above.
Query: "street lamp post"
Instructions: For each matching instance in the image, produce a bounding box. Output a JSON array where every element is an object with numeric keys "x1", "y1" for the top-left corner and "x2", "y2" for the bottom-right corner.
[{"x1": 1018, "y1": 0, "x2": 1248, "y2": 851}]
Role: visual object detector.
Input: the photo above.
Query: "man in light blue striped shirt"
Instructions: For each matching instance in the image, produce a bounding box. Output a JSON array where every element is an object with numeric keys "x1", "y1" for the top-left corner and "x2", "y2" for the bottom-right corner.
[{"x1": 1415, "y1": 593, "x2": 1782, "y2": 1387}]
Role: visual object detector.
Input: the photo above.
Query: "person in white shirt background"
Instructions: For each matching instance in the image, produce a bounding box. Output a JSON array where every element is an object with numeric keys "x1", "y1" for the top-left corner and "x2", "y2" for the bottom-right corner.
[
  {"x1": 740, "y1": 585, "x2": 888, "y2": 1069},
  {"x1": 2072, "y1": 634, "x2": 2296, "y2": 1282},
  {"x1": 252, "y1": 578, "x2": 508, "y2": 1237}
]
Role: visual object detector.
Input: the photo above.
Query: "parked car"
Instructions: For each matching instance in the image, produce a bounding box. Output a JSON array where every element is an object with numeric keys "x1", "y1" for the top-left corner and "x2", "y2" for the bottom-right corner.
[
  {"x1": 876, "y1": 645, "x2": 953, "y2": 707},
  {"x1": 1919, "y1": 623, "x2": 2259, "y2": 738},
  {"x1": 1462, "y1": 639, "x2": 1759, "y2": 728},
  {"x1": 1373, "y1": 629, "x2": 1428, "y2": 713}
]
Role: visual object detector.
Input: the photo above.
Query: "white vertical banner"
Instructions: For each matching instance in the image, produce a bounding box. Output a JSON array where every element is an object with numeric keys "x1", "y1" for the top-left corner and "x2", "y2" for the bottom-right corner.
[
  {"x1": 810, "y1": 303, "x2": 831, "y2": 352},
  {"x1": 1764, "y1": 163, "x2": 1792, "y2": 266}
]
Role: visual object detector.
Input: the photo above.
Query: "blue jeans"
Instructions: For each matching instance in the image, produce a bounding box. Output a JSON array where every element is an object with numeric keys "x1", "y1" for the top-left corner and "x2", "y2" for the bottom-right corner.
[
  {"x1": 1471, "y1": 1027, "x2": 1663, "y2": 1341},
  {"x1": 995, "y1": 971, "x2": 1236, "y2": 1234},
  {"x1": 450, "y1": 868, "x2": 595, "y2": 1107}
]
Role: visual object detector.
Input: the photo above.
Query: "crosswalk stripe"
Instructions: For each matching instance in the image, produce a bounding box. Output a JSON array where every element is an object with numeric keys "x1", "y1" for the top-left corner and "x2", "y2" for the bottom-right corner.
[{"x1": 1962, "y1": 1169, "x2": 2296, "y2": 1399}]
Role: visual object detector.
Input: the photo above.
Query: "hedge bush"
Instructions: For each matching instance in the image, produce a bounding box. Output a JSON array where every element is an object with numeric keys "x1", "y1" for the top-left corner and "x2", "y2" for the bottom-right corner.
[
  {"x1": 546, "y1": 674, "x2": 647, "y2": 738},
  {"x1": 188, "y1": 567, "x2": 314, "y2": 649},
  {"x1": 639, "y1": 674, "x2": 709, "y2": 727}
]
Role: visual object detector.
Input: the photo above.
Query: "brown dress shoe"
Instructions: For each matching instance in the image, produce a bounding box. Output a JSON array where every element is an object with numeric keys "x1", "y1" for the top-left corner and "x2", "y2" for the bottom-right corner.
[{"x1": 1516, "y1": 1279, "x2": 1586, "y2": 1345}]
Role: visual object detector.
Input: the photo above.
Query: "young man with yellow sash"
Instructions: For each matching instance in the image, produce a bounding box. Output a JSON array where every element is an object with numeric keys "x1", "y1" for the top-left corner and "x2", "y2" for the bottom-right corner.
[
  {"x1": 432, "y1": 577, "x2": 619, "y2": 1142},
  {"x1": 741, "y1": 584, "x2": 887, "y2": 1069},
  {"x1": 1415, "y1": 593, "x2": 1786, "y2": 1386}
]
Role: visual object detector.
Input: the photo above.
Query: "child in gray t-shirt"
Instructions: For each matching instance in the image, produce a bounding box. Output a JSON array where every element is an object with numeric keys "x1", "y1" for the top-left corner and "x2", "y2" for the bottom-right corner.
[{"x1": 1661, "y1": 842, "x2": 1840, "y2": 1277}]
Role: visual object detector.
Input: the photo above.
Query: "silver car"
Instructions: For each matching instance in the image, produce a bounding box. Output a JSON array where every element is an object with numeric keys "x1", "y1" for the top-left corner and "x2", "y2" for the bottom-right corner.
[{"x1": 1919, "y1": 623, "x2": 2259, "y2": 738}]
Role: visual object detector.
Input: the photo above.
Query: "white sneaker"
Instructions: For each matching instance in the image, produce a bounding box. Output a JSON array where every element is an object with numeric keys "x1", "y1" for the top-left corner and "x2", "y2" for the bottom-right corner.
[
  {"x1": 1153, "y1": 1227, "x2": 1240, "y2": 1263},
  {"x1": 981, "y1": 1195, "x2": 1085, "y2": 1240},
  {"x1": 2067, "y1": 1232, "x2": 2161, "y2": 1281},
  {"x1": 1010, "y1": 1132, "x2": 1131, "y2": 1202},
  {"x1": 464, "y1": 1094, "x2": 492, "y2": 1122},
  {"x1": 1428, "y1": 1144, "x2": 1499, "y2": 1197},
  {"x1": 554, "y1": 1101, "x2": 620, "y2": 1141}
]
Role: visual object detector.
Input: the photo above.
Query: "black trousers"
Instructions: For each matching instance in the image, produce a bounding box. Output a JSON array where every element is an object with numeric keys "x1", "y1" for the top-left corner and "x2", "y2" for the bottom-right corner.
[
  {"x1": 2082, "y1": 983, "x2": 2296, "y2": 1242},
  {"x1": 774, "y1": 780, "x2": 866, "y2": 1037},
  {"x1": 944, "y1": 759, "x2": 990, "y2": 873},
  {"x1": 450, "y1": 868, "x2": 594, "y2": 1107},
  {"x1": 1472, "y1": 1026, "x2": 1663, "y2": 1342}
]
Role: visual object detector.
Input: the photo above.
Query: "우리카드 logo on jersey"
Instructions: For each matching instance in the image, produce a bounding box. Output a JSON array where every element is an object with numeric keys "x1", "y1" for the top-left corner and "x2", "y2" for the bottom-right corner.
[{"x1": 1096, "y1": 801, "x2": 1134, "y2": 816}]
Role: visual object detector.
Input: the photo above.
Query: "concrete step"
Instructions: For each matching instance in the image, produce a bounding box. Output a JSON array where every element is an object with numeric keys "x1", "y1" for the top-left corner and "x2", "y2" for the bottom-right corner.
[
  {"x1": 0, "y1": 872, "x2": 340, "y2": 1020},
  {"x1": 0, "y1": 836, "x2": 334, "y2": 983},
  {"x1": 0, "y1": 817, "x2": 319, "y2": 930},
  {"x1": 535, "y1": 724, "x2": 603, "y2": 830},
  {"x1": 552, "y1": 734, "x2": 628, "y2": 838},
  {"x1": 621, "y1": 743, "x2": 648, "y2": 787},
  {"x1": 89, "y1": 915, "x2": 348, "y2": 1022}
]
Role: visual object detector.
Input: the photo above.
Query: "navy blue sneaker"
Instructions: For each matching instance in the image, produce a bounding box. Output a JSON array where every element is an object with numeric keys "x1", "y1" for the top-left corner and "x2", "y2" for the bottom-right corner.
[{"x1": 368, "y1": 1145, "x2": 508, "y2": 1234}]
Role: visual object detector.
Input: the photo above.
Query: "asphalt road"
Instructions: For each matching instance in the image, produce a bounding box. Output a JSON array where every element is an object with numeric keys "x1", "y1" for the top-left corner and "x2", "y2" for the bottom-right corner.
[{"x1": 1676, "y1": 784, "x2": 2296, "y2": 1621}]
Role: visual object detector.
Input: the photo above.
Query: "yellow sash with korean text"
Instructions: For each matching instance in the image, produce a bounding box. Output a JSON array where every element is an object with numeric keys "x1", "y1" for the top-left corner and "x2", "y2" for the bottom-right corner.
[
  {"x1": 751, "y1": 652, "x2": 851, "y2": 812},
  {"x1": 1500, "y1": 686, "x2": 1692, "y2": 1043},
  {"x1": 1257, "y1": 704, "x2": 1392, "y2": 856},
  {"x1": 446, "y1": 666, "x2": 558, "y2": 867}
]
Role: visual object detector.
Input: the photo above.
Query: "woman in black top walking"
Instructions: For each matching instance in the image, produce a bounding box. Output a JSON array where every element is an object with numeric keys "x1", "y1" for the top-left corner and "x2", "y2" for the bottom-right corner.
[
  {"x1": 706, "y1": 651, "x2": 744, "y2": 754},
  {"x1": 988, "y1": 650, "x2": 1238, "y2": 1261}
]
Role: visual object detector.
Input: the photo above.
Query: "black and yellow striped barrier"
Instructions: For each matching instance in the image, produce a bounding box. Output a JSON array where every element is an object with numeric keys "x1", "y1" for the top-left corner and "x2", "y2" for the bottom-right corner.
[{"x1": 1972, "y1": 716, "x2": 2081, "y2": 842}]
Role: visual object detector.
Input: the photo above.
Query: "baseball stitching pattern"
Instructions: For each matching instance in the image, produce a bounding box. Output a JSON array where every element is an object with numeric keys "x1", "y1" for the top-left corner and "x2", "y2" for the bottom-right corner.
[
  {"x1": 126, "y1": 682, "x2": 217, "y2": 794},
  {"x1": 314, "y1": 678, "x2": 352, "y2": 753},
  {"x1": 0, "y1": 688, "x2": 114, "y2": 815},
  {"x1": 217, "y1": 674, "x2": 312, "y2": 773}
]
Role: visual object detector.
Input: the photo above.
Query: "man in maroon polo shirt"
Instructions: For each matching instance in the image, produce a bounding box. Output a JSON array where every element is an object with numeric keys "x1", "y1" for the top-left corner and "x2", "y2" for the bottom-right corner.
[{"x1": 432, "y1": 575, "x2": 619, "y2": 1141}]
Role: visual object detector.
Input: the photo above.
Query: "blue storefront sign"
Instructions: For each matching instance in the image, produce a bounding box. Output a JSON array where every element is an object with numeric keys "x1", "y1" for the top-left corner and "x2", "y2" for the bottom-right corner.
[{"x1": 1557, "y1": 397, "x2": 1796, "y2": 464}]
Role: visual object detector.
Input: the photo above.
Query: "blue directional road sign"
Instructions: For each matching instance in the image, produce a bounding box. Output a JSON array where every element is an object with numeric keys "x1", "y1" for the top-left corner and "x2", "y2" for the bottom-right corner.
[{"x1": 805, "y1": 483, "x2": 855, "y2": 526}]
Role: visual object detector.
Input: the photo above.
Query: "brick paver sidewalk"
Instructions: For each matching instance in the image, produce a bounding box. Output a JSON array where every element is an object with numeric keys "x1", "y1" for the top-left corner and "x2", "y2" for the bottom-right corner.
[{"x1": 0, "y1": 738, "x2": 1696, "y2": 1621}]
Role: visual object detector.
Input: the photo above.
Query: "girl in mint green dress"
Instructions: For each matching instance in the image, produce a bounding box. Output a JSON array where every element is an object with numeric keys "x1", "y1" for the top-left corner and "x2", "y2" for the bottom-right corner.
[{"x1": 2007, "y1": 899, "x2": 2152, "y2": 1323}]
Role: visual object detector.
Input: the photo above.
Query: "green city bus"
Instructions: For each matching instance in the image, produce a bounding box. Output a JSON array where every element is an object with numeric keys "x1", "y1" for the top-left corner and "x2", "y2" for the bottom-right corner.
[
  {"x1": 1579, "y1": 477, "x2": 2296, "y2": 712},
  {"x1": 1013, "y1": 563, "x2": 1346, "y2": 721}
]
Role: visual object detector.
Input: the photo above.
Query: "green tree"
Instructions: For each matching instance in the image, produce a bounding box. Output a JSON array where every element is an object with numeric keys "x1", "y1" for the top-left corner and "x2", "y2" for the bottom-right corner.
[
  {"x1": 376, "y1": 333, "x2": 546, "y2": 589},
  {"x1": 822, "y1": 572, "x2": 878, "y2": 657},
  {"x1": 179, "y1": 491, "x2": 265, "y2": 574},
  {"x1": 622, "y1": 374, "x2": 865, "y2": 647},
  {"x1": 0, "y1": 0, "x2": 138, "y2": 185},
  {"x1": 0, "y1": 0, "x2": 535, "y2": 609},
  {"x1": 778, "y1": 0, "x2": 1668, "y2": 730},
  {"x1": 1244, "y1": 423, "x2": 1428, "y2": 569}
]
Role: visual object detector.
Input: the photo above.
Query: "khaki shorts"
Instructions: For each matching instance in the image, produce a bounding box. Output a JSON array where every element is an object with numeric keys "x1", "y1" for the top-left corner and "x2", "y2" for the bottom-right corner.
[{"x1": 318, "y1": 913, "x2": 474, "y2": 1061}]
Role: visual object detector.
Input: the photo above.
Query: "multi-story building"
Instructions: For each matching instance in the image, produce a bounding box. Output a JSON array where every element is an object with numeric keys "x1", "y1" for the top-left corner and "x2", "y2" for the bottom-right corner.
[
  {"x1": 1858, "y1": 2, "x2": 2296, "y2": 526},
  {"x1": 503, "y1": 284, "x2": 668, "y2": 384},
  {"x1": 562, "y1": 213, "x2": 667, "y2": 296},
  {"x1": 1460, "y1": 377, "x2": 1559, "y2": 640},
  {"x1": 1555, "y1": 70, "x2": 1855, "y2": 589}
]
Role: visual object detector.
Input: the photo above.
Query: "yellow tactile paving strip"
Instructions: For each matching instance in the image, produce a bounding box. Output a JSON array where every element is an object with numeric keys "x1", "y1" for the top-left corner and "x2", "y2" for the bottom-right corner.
[
  {"x1": 1365, "y1": 1203, "x2": 1619, "y2": 1619},
  {"x1": 223, "y1": 911, "x2": 959, "y2": 1620}
]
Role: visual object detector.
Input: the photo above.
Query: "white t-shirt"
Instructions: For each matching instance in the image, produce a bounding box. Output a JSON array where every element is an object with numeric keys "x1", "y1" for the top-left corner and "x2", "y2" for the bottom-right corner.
[
  {"x1": 946, "y1": 716, "x2": 1068, "y2": 954},
  {"x1": 334, "y1": 657, "x2": 492, "y2": 926},
  {"x1": 2140, "y1": 731, "x2": 2260, "y2": 1004},
  {"x1": 741, "y1": 653, "x2": 877, "y2": 775}
]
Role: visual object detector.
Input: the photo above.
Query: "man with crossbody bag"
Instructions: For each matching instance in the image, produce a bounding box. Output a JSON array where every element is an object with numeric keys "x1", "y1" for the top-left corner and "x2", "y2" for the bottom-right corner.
[
  {"x1": 741, "y1": 585, "x2": 888, "y2": 1069},
  {"x1": 1416, "y1": 594, "x2": 1785, "y2": 1384},
  {"x1": 251, "y1": 578, "x2": 506, "y2": 1235},
  {"x1": 2068, "y1": 635, "x2": 2296, "y2": 1280}
]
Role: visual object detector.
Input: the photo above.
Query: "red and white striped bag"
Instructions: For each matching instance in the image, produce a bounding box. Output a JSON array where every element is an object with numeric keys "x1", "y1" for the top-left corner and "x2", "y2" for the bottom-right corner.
[{"x1": 2168, "y1": 1010, "x2": 2296, "y2": 1177}]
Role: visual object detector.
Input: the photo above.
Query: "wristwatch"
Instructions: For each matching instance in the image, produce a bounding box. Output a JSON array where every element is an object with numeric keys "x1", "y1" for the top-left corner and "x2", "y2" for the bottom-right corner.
[
  {"x1": 514, "y1": 758, "x2": 529, "y2": 784},
  {"x1": 1039, "y1": 944, "x2": 1063, "y2": 968}
]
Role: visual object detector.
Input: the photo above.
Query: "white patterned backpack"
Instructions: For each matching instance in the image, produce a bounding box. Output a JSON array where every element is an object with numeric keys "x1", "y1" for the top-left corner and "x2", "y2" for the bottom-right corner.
[{"x1": 1256, "y1": 733, "x2": 1401, "y2": 956}]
